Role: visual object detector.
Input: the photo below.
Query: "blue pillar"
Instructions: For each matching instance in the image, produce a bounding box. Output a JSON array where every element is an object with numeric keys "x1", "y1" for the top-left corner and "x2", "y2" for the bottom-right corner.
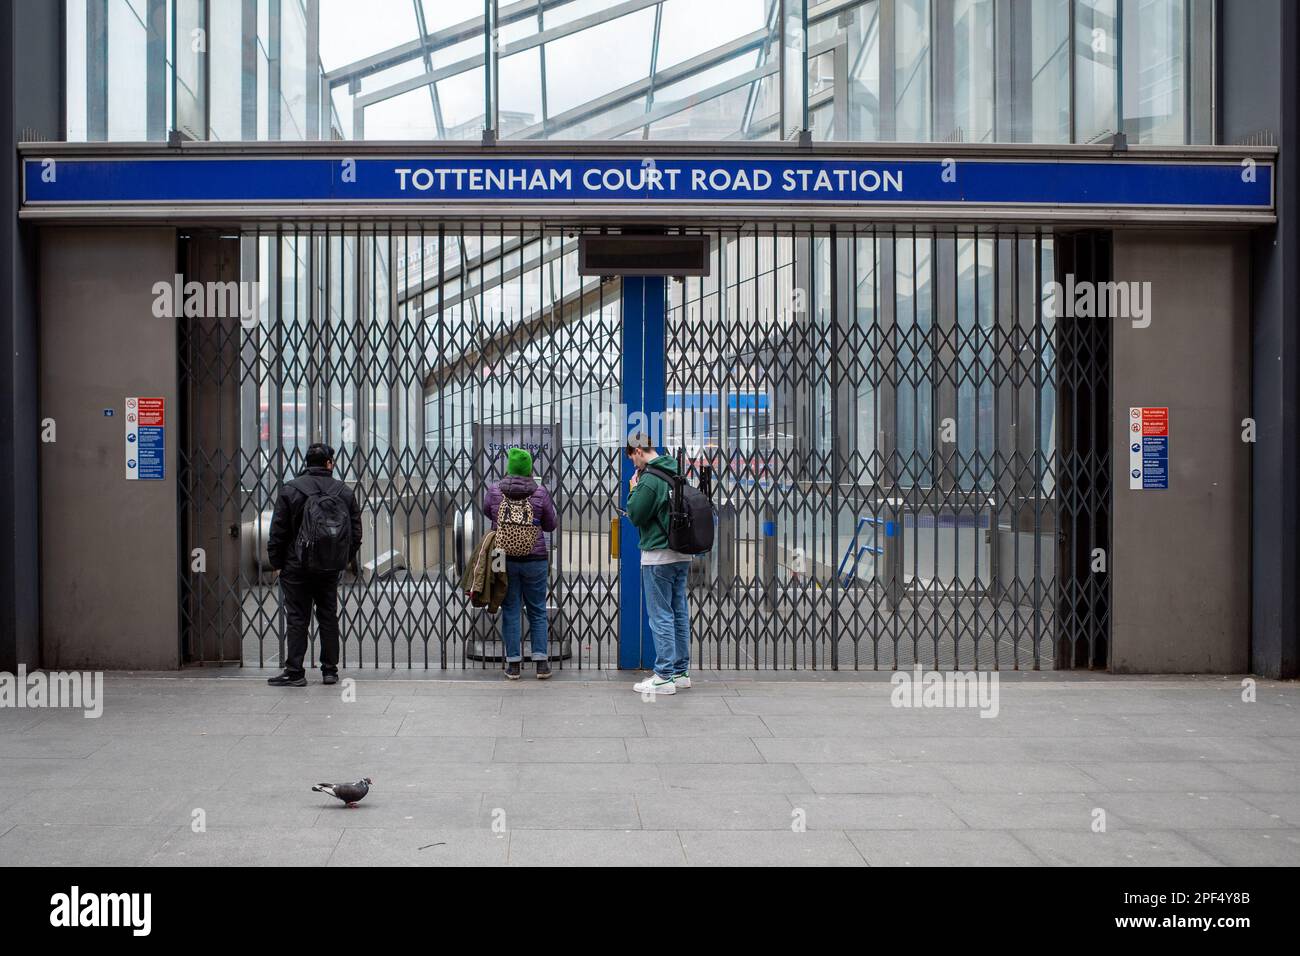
[{"x1": 619, "y1": 276, "x2": 666, "y2": 670}]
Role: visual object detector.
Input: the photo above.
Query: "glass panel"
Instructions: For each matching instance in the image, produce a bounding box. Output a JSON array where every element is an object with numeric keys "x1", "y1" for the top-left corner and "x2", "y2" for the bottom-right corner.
[
  {"x1": 950, "y1": 0, "x2": 993, "y2": 143},
  {"x1": 544, "y1": 7, "x2": 656, "y2": 115},
  {"x1": 497, "y1": 46, "x2": 543, "y2": 135},
  {"x1": 1075, "y1": 0, "x2": 1118, "y2": 142},
  {"x1": 208, "y1": 0, "x2": 242, "y2": 141},
  {"x1": 317, "y1": 0, "x2": 418, "y2": 70},
  {"x1": 66, "y1": 0, "x2": 89, "y2": 140},
  {"x1": 173, "y1": 0, "x2": 205, "y2": 141},
  {"x1": 1030, "y1": 0, "x2": 1070, "y2": 142},
  {"x1": 107, "y1": 0, "x2": 149, "y2": 140},
  {"x1": 894, "y1": 0, "x2": 931, "y2": 142},
  {"x1": 1121, "y1": 0, "x2": 1185, "y2": 145},
  {"x1": 63, "y1": 0, "x2": 1216, "y2": 148},
  {"x1": 781, "y1": 0, "x2": 808, "y2": 139},
  {"x1": 657, "y1": 0, "x2": 767, "y2": 70},
  {"x1": 280, "y1": 0, "x2": 309, "y2": 139}
]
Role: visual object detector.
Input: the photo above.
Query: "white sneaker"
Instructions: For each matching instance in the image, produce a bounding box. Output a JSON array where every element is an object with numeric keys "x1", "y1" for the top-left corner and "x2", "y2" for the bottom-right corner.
[
  {"x1": 632, "y1": 674, "x2": 677, "y2": 696},
  {"x1": 672, "y1": 673, "x2": 692, "y2": 689}
]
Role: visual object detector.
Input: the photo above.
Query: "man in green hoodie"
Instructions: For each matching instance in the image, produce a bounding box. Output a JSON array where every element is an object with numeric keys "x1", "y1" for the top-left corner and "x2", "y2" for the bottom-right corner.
[{"x1": 625, "y1": 432, "x2": 692, "y2": 696}]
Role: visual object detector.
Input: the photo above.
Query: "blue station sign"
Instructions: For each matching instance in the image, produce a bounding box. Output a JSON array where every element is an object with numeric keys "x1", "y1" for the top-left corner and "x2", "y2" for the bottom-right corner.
[{"x1": 22, "y1": 155, "x2": 1273, "y2": 212}]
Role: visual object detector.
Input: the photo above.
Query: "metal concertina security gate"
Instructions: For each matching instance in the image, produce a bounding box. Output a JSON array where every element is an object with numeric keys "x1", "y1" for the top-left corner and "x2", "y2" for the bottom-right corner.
[{"x1": 178, "y1": 222, "x2": 1109, "y2": 672}]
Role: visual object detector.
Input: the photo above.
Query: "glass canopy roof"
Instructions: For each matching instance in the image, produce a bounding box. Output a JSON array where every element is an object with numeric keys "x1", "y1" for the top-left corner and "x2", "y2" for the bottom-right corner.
[
  {"x1": 320, "y1": 0, "x2": 780, "y2": 142},
  {"x1": 66, "y1": 0, "x2": 1213, "y2": 147}
]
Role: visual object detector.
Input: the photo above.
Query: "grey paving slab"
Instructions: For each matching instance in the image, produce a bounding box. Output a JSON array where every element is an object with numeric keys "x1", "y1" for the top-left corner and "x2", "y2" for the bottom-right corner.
[
  {"x1": 100, "y1": 693, "x2": 285, "y2": 715},
  {"x1": 226, "y1": 734, "x2": 496, "y2": 764},
  {"x1": 634, "y1": 792, "x2": 795, "y2": 830},
  {"x1": 753, "y1": 737, "x2": 898, "y2": 763},
  {"x1": 328, "y1": 827, "x2": 511, "y2": 866},
  {"x1": 887, "y1": 736, "x2": 1122, "y2": 762},
  {"x1": 270, "y1": 696, "x2": 397, "y2": 715},
  {"x1": 0, "y1": 824, "x2": 176, "y2": 866},
  {"x1": 1109, "y1": 713, "x2": 1295, "y2": 737},
  {"x1": 274, "y1": 714, "x2": 406, "y2": 737},
  {"x1": 310, "y1": 792, "x2": 482, "y2": 829},
  {"x1": 1206, "y1": 760, "x2": 1300, "y2": 791},
  {"x1": 501, "y1": 695, "x2": 618, "y2": 716},
  {"x1": 848, "y1": 830, "x2": 1042, "y2": 866},
  {"x1": 0, "y1": 757, "x2": 93, "y2": 788},
  {"x1": 386, "y1": 695, "x2": 506, "y2": 715},
  {"x1": 1235, "y1": 792, "x2": 1300, "y2": 826},
  {"x1": 794, "y1": 761, "x2": 958, "y2": 794},
  {"x1": 1120, "y1": 736, "x2": 1293, "y2": 763},
  {"x1": 515, "y1": 762, "x2": 666, "y2": 793},
  {"x1": 624, "y1": 736, "x2": 766, "y2": 764},
  {"x1": 81, "y1": 733, "x2": 245, "y2": 760},
  {"x1": 152, "y1": 790, "x2": 324, "y2": 828},
  {"x1": 2, "y1": 673, "x2": 1295, "y2": 866},
  {"x1": 397, "y1": 714, "x2": 525, "y2": 737},
  {"x1": 80, "y1": 756, "x2": 237, "y2": 790},
  {"x1": 790, "y1": 793, "x2": 968, "y2": 830},
  {"x1": 476, "y1": 792, "x2": 641, "y2": 830},
  {"x1": 1014, "y1": 829, "x2": 1225, "y2": 866},
  {"x1": 0, "y1": 787, "x2": 191, "y2": 827},
  {"x1": 0, "y1": 711, "x2": 53, "y2": 734},
  {"x1": 659, "y1": 763, "x2": 813, "y2": 793},
  {"x1": 641, "y1": 714, "x2": 771, "y2": 737},
  {"x1": 1099, "y1": 792, "x2": 1284, "y2": 829},
  {"x1": 523, "y1": 714, "x2": 646, "y2": 738},
  {"x1": 492, "y1": 737, "x2": 628, "y2": 763},
  {"x1": 506, "y1": 828, "x2": 687, "y2": 866},
  {"x1": 1179, "y1": 829, "x2": 1300, "y2": 866},
  {"x1": 944, "y1": 792, "x2": 1118, "y2": 831},
  {"x1": 1072, "y1": 761, "x2": 1249, "y2": 792},
  {"x1": 724, "y1": 695, "x2": 896, "y2": 716},
  {"x1": 369, "y1": 762, "x2": 520, "y2": 793},
  {"x1": 146, "y1": 826, "x2": 343, "y2": 866},
  {"x1": 677, "y1": 830, "x2": 867, "y2": 866},
  {"x1": 614, "y1": 695, "x2": 734, "y2": 715},
  {"x1": 935, "y1": 762, "x2": 1105, "y2": 793},
  {"x1": 0, "y1": 734, "x2": 111, "y2": 759},
  {"x1": 1258, "y1": 736, "x2": 1300, "y2": 757}
]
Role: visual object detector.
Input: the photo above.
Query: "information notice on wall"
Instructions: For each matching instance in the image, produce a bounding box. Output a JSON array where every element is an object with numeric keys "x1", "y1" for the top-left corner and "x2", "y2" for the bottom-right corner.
[
  {"x1": 1128, "y1": 406, "x2": 1169, "y2": 490},
  {"x1": 124, "y1": 396, "x2": 165, "y2": 481}
]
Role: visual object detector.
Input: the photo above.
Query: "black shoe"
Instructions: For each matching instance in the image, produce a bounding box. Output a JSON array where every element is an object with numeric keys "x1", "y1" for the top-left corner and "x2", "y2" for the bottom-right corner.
[
  {"x1": 504, "y1": 662, "x2": 522, "y2": 680},
  {"x1": 535, "y1": 660, "x2": 552, "y2": 680},
  {"x1": 322, "y1": 673, "x2": 338, "y2": 686},
  {"x1": 267, "y1": 672, "x2": 307, "y2": 687}
]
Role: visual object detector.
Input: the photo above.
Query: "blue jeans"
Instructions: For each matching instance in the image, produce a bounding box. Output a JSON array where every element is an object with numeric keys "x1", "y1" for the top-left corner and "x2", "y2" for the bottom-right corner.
[
  {"x1": 642, "y1": 562, "x2": 691, "y2": 679},
  {"x1": 501, "y1": 559, "x2": 549, "y2": 662}
]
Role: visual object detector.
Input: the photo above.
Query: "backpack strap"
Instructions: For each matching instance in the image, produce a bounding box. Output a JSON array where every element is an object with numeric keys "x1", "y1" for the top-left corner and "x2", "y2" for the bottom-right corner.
[{"x1": 641, "y1": 465, "x2": 681, "y2": 537}]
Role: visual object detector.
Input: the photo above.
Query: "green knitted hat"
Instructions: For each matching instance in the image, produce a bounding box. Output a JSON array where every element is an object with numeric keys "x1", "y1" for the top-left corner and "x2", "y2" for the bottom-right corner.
[{"x1": 506, "y1": 447, "x2": 533, "y2": 477}]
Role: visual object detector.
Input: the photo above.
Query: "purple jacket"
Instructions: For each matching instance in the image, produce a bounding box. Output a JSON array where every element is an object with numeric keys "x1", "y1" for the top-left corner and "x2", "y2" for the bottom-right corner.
[{"x1": 483, "y1": 475, "x2": 558, "y2": 559}]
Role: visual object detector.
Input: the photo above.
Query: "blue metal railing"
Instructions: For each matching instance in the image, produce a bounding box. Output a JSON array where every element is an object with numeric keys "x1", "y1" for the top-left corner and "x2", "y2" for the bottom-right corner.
[{"x1": 837, "y1": 514, "x2": 896, "y2": 587}]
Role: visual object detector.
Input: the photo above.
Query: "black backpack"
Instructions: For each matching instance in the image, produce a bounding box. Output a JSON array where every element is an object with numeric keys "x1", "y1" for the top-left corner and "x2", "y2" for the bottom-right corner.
[
  {"x1": 294, "y1": 479, "x2": 354, "y2": 572},
  {"x1": 644, "y1": 465, "x2": 715, "y2": 556}
]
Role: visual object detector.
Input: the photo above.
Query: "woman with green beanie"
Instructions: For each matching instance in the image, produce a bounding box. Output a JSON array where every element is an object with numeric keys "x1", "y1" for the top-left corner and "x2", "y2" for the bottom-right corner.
[{"x1": 482, "y1": 446, "x2": 559, "y2": 679}]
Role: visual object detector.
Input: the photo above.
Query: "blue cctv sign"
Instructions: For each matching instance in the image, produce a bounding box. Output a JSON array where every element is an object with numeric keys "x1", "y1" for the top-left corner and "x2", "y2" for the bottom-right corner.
[{"x1": 22, "y1": 155, "x2": 1273, "y2": 210}]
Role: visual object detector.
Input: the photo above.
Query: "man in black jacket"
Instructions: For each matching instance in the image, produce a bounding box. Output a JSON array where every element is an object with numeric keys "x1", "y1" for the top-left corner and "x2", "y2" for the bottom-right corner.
[{"x1": 265, "y1": 443, "x2": 363, "y2": 687}]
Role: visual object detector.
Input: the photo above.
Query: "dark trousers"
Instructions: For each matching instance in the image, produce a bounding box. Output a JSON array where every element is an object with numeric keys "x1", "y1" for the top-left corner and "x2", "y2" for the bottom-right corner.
[{"x1": 280, "y1": 569, "x2": 341, "y2": 678}]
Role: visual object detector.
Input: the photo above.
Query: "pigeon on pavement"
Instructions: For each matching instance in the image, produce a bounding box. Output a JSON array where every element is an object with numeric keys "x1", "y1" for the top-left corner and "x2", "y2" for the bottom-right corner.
[{"x1": 312, "y1": 778, "x2": 373, "y2": 808}]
